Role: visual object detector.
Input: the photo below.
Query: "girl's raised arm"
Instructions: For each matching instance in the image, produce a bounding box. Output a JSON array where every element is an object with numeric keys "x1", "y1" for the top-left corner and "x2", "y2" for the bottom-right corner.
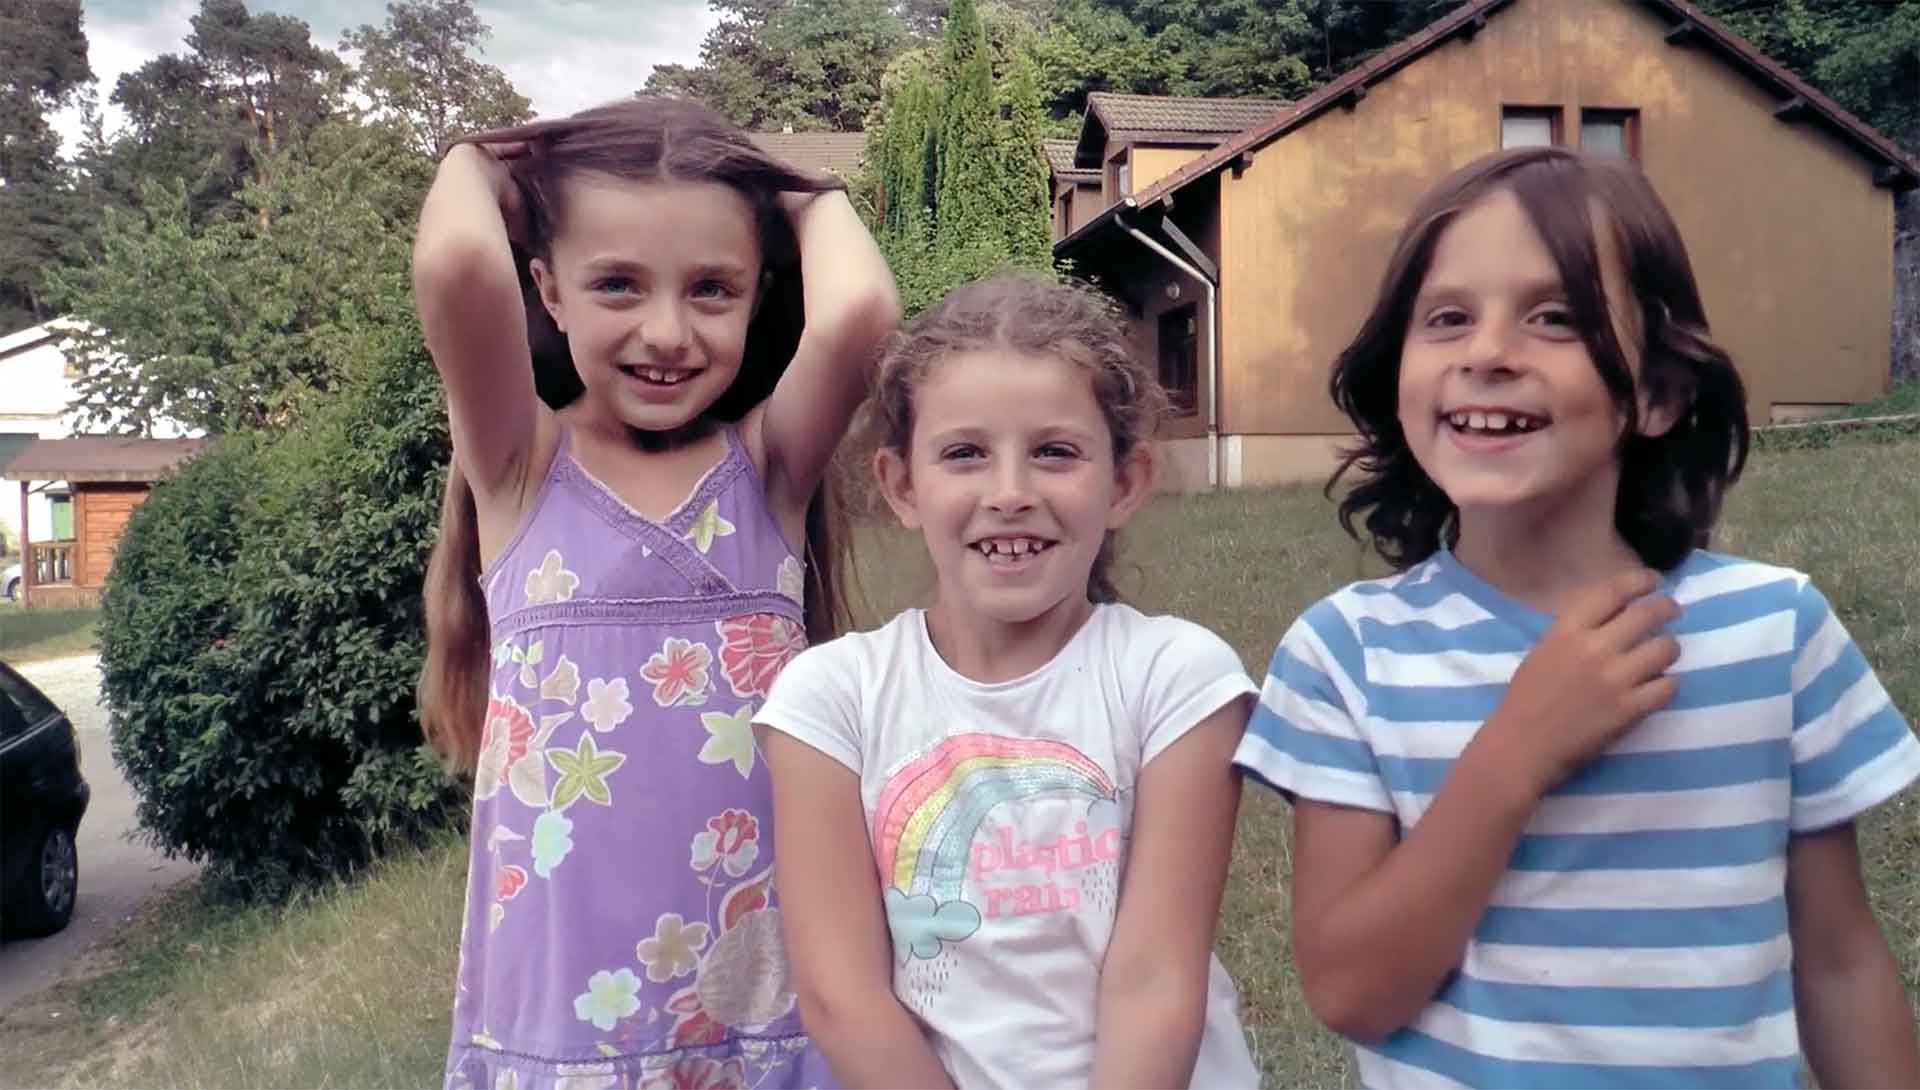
[
  {"x1": 413, "y1": 143, "x2": 544, "y2": 506},
  {"x1": 1091, "y1": 698, "x2": 1249, "y2": 1089},
  {"x1": 752, "y1": 190, "x2": 899, "y2": 517},
  {"x1": 759, "y1": 729, "x2": 955, "y2": 1090}
]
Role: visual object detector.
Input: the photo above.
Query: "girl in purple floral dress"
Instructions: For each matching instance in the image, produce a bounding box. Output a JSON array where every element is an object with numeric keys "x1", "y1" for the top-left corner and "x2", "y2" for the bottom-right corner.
[{"x1": 412, "y1": 97, "x2": 898, "y2": 1090}]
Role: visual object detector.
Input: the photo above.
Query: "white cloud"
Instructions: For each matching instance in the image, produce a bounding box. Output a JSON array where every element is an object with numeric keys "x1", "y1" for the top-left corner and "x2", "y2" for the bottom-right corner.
[
  {"x1": 51, "y1": 0, "x2": 718, "y2": 153},
  {"x1": 481, "y1": 1, "x2": 718, "y2": 119}
]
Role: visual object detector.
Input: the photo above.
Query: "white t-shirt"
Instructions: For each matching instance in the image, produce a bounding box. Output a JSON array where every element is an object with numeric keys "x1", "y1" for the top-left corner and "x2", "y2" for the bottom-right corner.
[{"x1": 756, "y1": 604, "x2": 1261, "y2": 1090}]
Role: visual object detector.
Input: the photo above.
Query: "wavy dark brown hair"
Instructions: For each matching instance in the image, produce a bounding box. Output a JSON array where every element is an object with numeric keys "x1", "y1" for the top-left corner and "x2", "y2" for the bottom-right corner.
[
  {"x1": 420, "y1": 97, "x2": 849, "y2": 770},
  {"x1": 863, "y1": 273, "x2": 1168, "y2": 604},
  {"x1": 1328, "y1": 146, "x2": 1749, "y2": 572}
]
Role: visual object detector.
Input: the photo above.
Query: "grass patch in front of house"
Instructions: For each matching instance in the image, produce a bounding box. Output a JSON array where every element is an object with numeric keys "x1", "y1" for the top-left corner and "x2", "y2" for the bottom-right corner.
[
  {"x1": 16, "y1": 438, "x2": 1919, "y2": 1090},
  {"x1": 1842, "y1": 376, "x2": 1920, "y2": 419},
  {"x1": 0, "y1": 606, "x2": 101, "y2": 666}
]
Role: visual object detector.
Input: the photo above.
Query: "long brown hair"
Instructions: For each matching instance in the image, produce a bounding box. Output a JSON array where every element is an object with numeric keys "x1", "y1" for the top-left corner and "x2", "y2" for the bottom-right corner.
[
  {"x1": 1327, "y1": 146, "x2": 1749, "y2": 572},
  {"x1": 863, "y1": 273, "x2": 1167, "y2": 604},
  {"x1": 420, "y1": 98, "x2": 849, "y2": 770}
]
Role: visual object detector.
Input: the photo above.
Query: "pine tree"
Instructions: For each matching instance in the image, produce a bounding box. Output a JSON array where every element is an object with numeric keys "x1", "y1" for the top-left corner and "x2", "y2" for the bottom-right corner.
[{"x1": 1000, "y1": 47, "x2": 1053, "y2": 269}]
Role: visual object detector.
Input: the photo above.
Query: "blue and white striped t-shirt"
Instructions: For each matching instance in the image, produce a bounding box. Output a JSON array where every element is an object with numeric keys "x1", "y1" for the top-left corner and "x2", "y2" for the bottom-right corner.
[{"x1": 1234, "y1": 548, "x2": 1920, "y2": 1090}]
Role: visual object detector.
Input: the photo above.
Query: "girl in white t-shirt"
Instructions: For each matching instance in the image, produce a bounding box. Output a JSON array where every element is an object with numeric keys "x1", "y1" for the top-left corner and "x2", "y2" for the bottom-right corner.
[{"x1": 754, "y1": 275, "x2": 1261, "y2": 1089}]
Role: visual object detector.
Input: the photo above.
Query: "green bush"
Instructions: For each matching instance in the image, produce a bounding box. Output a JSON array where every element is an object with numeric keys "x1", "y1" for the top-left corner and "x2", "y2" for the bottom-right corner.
[
  {"x1": 1751, "y1": 413, "x2": 1920, "y2": 452},
  {"x1": 101, "y1": 336, "x2": 461, "y2": 900}
]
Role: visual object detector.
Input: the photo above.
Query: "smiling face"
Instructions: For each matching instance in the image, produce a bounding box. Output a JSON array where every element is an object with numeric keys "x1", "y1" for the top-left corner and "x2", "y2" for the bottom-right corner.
[
  {"x1": 1397, "y1": 188, "x2": 1674, "y2": 526},
  {"x1": 530, "y1": 176, "x2": 762, "y2": 437},
  {"x1": 874, "y1": 349, "x2": 1151, "y2": 636}
]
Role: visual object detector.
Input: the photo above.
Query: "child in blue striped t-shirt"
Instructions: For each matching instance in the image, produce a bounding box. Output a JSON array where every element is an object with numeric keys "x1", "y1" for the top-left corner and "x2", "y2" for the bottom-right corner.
[{"x1": 1235, "y1": 145, "x2": 1920, "y2": 1090}]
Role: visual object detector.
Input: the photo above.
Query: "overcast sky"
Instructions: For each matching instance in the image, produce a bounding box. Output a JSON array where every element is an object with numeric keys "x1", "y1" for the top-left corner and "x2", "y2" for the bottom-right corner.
[{"x1": 52, "y1": 0, "x2": 719, "y2": 151}]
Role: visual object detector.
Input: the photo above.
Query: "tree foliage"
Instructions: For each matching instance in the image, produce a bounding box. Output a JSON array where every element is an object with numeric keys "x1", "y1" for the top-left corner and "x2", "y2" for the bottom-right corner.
[
  {"x1": 864, "y1": 0, "x2": 1055, "y2": 315},
  {"x1": 96, "y1": 0, "x2": 344, "y2": 220},
  {"x1": 340, "y1": 0, "x2": 532, "y2": 159},
  {"x1": 646, "y1": 0, "x2": 907, "y2": 131},
  {"x1": 0, "y1": 0, "x2": 92, "y2": 332},
  {"x1": 50, "y1": 123, "x2": 430, "y2": 435}
]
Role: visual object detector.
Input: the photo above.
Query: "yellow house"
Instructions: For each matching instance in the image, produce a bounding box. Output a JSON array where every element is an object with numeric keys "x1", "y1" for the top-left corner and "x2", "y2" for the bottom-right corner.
[{"x1": 1053, "y1": 0, "x2": 1920, "y2": 491}]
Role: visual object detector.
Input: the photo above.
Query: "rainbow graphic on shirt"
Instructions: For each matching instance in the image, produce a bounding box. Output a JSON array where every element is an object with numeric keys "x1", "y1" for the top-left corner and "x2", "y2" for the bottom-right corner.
[{"x1": 873, "y1": 732, "x2": 1116, "y2": 904}]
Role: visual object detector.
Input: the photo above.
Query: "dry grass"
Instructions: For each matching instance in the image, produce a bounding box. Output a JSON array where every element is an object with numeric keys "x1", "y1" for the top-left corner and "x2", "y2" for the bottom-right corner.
[{"x1": 13, "y1": 438, "x2": 1918, "y2": 1089}]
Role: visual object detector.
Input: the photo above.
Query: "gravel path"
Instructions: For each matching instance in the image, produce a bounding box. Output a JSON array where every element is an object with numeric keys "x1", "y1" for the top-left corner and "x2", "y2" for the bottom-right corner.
[{"x1": 0, "y1": 655, "x2": 201, "y2": 1011}]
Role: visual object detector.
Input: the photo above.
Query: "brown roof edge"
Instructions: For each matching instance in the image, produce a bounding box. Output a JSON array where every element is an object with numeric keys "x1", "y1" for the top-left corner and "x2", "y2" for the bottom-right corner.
[
  {"x1": 2, "y1": 436, "x2": 205, "y2": 483},
  {"x1": 1121, "y1": 0, "x2": 1514, "y2": 208},
  {"x1": 1113, "y1": 0, "x2": 1916, "y2": 221},
  {"x1": 1074, "y1": 92, "x2": 1290, "y2": 168},
  {"x1": 1648, "y1": 0, "x2": 1920, "y2": 186}
]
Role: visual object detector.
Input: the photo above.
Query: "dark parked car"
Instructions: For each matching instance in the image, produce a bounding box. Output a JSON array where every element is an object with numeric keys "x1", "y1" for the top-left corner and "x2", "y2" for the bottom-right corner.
[{"x1": 0, "y1": 661, "x2": 88, "y2": 938}]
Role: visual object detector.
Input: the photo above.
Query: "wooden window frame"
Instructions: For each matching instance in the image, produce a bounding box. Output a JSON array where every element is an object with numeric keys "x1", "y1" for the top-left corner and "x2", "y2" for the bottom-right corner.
[
  {"x1": 1579, "y1": 108, "x2": 1641, "y2": 160},
  {"x1": 1109, "y1": 150, "x2": 1132, "y2": 200},
  {"x1": 1499, "y1": 105, "x2": 1563, "y2": 149},
  {"x1": 1157, "y1": 303, "x2": 1199, "y2": 416}
]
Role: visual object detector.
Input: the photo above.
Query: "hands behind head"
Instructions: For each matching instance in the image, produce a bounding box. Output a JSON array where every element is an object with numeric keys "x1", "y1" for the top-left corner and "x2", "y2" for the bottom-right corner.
[
  {"x1": 775, "y1": 189, "x2": 825, "y2": 222},
  {"x1": 445, "y1": 140, "x2": 532, "y2": 247}
]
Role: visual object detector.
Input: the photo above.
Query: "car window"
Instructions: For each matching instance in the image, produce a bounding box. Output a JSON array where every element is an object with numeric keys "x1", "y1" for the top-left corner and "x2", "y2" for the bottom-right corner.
[
  {"x1": 0, "y1": 692, "x2": 25, "y2": 742},
  {"x1": 0, "y1": 668, "x2": 59, "y2": 729}
]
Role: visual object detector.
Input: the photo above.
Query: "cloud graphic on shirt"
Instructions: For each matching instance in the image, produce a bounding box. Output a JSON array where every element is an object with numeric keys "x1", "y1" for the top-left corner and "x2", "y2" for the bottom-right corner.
[
  {"x1": 884, "y1": 888, "x2": 980, "y2": 961},
  {"x1": 1085, "y1": 797, "x2": 1125, "y2": 838}
]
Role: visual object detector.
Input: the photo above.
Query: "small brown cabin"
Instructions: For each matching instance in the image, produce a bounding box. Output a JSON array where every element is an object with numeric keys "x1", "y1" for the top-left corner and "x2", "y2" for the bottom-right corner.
[{"x1": 3, "y1": 436, "x2": 202, "y2": 609}]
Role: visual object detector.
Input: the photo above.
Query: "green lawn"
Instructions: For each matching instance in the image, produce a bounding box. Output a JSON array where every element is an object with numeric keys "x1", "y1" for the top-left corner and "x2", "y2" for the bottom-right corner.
[
  {"x1": 9, "y1": 437, "x2": 1917, "y2": 1089},
  {"x1": 0, "y1": 605, "x2": 102, "y2": 666}
]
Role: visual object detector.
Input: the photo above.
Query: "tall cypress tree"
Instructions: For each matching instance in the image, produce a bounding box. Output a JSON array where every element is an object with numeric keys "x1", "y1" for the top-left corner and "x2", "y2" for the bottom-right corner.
[
  {"x1": 933, "y1": 0, "x2": 1000, "y2": 252},
  {"x1": 1000, "y1": 47, "x2": 1052, "y2": 269}
]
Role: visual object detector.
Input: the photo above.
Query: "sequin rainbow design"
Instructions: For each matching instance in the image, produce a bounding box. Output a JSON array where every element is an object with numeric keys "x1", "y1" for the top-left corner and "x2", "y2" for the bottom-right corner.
[{"x1": 872, "y1": 733, "x2": 1116, "y2": 901}]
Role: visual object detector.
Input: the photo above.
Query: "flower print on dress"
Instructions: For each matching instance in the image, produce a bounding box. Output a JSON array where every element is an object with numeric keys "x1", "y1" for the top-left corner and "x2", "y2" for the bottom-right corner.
[
  {"x1": 774, "y1": 555, "x2": 804, "y2": 604},
  {"x1": 636, "y1": 912, "x2": 710, "y2": 983},
  {"x1": 573, "y1": 968, "x2": 642, "y2": 1032},
  {"x1": 496, "y1": 865, "x2": 528, "y2": 901},
  {"x1": 689, "y1": 809, "x2": 760, "y2": 878},
  {"x1": 695, "y1": 868, "x2": 794, "y2": 1027},
  {"x1": 715, "y1": 614, "x2": 805, "y2": 699},
  {"x1": 639, "y1": 1056, "x2": 747, "y2": 1090},
  {"x1": 540, "y1": 655, "x2": 581, "y2": 705},
  {"x1": 697, "y1": 705, "x2": 758, "y2": 778},
  {"x1": 547, "y1": 733, "x2": 626, "y2": 810},
  {"x1": 524, "y1": 549, "x2": 580, "y2": 605},
  {"x1": 641, "y1": 638, "x2": 713, "y2": 708},
  {"x1": 531, "y1": 810, "x2": 575, "y2": 878},
  {"x1": 508, "y1": 640, "x2": 546, "y2": 688},
  {"x1": 662, "y1": 985, "x2": 726, "y2": 1048},
  {"x1": 475, "y1": 696, "x2": 534, "y2": 801},
  {"x1": 580, "y1": 677, "x2": 633, "y2": 732},
  {"x1": 685, "y1": 500, "x2": 736, "y2": 554}
]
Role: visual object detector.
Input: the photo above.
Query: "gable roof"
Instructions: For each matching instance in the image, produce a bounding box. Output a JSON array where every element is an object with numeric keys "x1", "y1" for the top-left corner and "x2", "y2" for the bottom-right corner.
[
  {"x1": 2, "y1": 436, "x2": 204, "y2": 483},
  {"x1": 1045, "y1": 139, "x2": 1098, "y2": 183},
  {"x1": 1063, "y1": 0, "x2": 1919, "y2": 251},
  {"x1": 1074, "y1": 92, "x2": 1292, "y2": 168},
  {"x1": 747, "y1": 132, "x2": 867, "y2": 178},
  {"x1": 1088, "y1": 92, "x2": 1293, "y2": 136},
  {"x1": 0, "y1": 319, "x2": 79, "y2": 360}
]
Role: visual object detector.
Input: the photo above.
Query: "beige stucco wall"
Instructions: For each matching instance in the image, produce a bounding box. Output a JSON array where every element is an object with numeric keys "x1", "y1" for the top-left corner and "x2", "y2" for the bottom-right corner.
[
  {"x1": 1217, "y1": 0, "x2": 1898, "y2": 446},
  {"x1": 1132, "y1": 145, "x2": 1207, "y2": 194}
]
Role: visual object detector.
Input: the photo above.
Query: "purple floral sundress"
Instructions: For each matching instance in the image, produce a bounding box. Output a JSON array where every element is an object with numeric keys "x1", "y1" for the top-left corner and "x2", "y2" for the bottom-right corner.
[{"x1": 445, "y1": 425, "x2": 834, "y2": 1090}]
